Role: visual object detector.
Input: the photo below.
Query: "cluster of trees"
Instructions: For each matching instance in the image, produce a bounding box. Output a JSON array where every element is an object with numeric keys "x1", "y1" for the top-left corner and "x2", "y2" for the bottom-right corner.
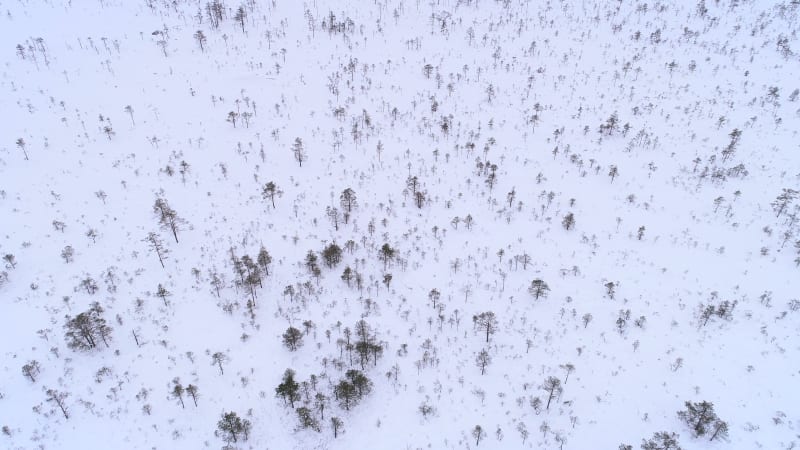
[
  {"x1": 677, "y1": 401, "x2": 728, "y2": 440},
  {"x1": 0, "y1": 253, "x2": 15, "y2": 287},
  {"x1": 227, "y1": 246, "x2": 272, "y2": 313},
  {"x1": 170, "y1": 379, "x2": 199, "y2": 408},
  {"x1": 322, "y1": 188, "x2": 359, "y2": 229},
  {"x1": 474, "y1": 157, "x2": 499, "y2": 193},
  {"x1": 620, "y1": 401, "x2": 728, "y2": 449},
  {"x1": 405, "y1": 175, "x2": 427, "y2": 208},
  {"x1": 63, "y1": 302, "x2": 112, "y2": 351},
  {"x1": 340, "y1": 265, "x2": 364, "y2": 291},
  {"x1": 275, "y1": 319, "x2": 383, "y2": 436},
  {"x1": 769, "y1": 188, "x2": 800, "y2": 266},
  {"x1": 275, "y1": 367, "x2": 357, "y2": 437},
  {"x1": 698, "y1": 299, "x2": 737, "y2": 328},
  {"x1": 322, "y1": 243, "x2": 343, "y2": 268},
  {"x1": 333, "y1": 369, "x2": 372, "y2": 411},
  {"x1": 304, "y1": 250, "x2": 322, "y2": 281}
]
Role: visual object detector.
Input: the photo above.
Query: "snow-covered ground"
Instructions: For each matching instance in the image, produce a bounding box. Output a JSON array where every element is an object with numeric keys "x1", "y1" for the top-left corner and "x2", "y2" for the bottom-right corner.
[{"x1": 1, "y1": 0, "x2": 799, "y2": 449}]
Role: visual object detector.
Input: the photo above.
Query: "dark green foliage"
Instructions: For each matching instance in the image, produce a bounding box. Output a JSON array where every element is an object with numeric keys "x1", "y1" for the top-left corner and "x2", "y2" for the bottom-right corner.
[
  {"x1": 257, "y1": 246, "x2": 272, "y2": 275},
  {"x1": 333, "y1": 370, "x2": 372, "y2": 411},
  {"x1": 677, "y1": 401, "x2": 727, "y2": 440},
  {"x1": 322, "y1": 243, "x2": 343, "y2": 268},
  {"x1": 341, "y1": 266, "x2": 353, "y2": 286},
  {"x1": 379, "y1": 243, "x2": 395, "y2": 269},
  {"x1": 528, "y1": 278, "x2": 550, "y2": 300},
  {"x1": 276, "y1": 369, "x2": 300, "y2": 408},
  {"x1": 217, "y1": 411, "x2": 250, "y2": 443},
  {"x1": 641, "y1": 431, "x2": 681, "y2": 450},
  {"x1": 282, "y1": 326, "x2": 303, "y2": 351},
  {"x1": 64, "y1": 302, "x2": 112, "y2": 351}
]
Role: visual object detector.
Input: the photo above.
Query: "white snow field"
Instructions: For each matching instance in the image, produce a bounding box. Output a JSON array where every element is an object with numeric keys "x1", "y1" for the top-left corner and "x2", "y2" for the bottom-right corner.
[{"x1": 1, "y1": 0, "x2": 799, "y2": 449}]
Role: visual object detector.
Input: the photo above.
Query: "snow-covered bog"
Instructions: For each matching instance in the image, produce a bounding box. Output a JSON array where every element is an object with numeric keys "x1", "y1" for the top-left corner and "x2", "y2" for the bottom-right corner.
[{"x1": 1, "y1": 0, "x2": 798, "y2": 449}]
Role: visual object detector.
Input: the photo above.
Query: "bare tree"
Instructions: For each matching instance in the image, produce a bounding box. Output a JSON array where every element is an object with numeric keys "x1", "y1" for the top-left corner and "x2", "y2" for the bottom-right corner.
[
  {"x1": 517, "y1": 422, "x2": 529, "y2": 444},
  {"x1": 156, "y1": 284, "x2": 171, "y2": 306},
  {"x1": 194, "y1": 30, "x2": 207, "y2": 51}
]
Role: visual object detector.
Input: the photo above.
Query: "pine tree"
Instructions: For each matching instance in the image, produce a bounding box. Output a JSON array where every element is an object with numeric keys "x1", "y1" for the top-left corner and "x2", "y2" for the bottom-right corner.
[
  {"x1": 475, "y1": 349, "x2": 491, "y2": 375},
  {"x1": 341, "y1": 266, "x2": 353, "y2": 286},
  {"x1": 153, "y1": 198, "x2": 184, "y2": 243},
  {"x1": 340, "y1": 188, "x2": 357, "y2": 222},
  {"x1": 473, "y1": 311, "x2": 498, "y2": 342},
  {"x1": 21, "y1": 360, "x2": 41, "y2": 382},
  {"x1": 64, "y1": 302, "x2": 112, "y2": 351},
  {"x1": 185, "y1": 384, "x2": 199, "y2": 406},
  {"x1": 234, "y1": 5, "x2": 247, "y2": 32},
  {"x1": 262, "y1": 182, "x2": 282, "y2": 208},
  {"x1": 541, "y1": 376, "x2": 563, "y2": 410},
  {"x1": 217, "y1": 411, "x2": 246, "y2": 443},
  {"x1": 322, "y1": 243, "x2": 343, "y2": 268},
  {"x1": 144, "y1": 232, "x2": 168, "y2": 268},
  {"x1": 333, "y1": 380, "x2": 357, "y2": 410},
  {"x1": 276, "y1": 369, "x2": 300, "y2": 408},
  {"x1": 331, "y1": 417, "x2": 343, "y2": 438},
  {"x1": 292, "y1": 137, "x2": 306, "y2": 167},
  {"x1": 282, "y1": 326, "x2": 303, "y2": 351},
  {"x1": 172, "y1": 380, "x2": 185, "y2": 408},
  {"x1": 45, "y1": 389, "x2": 70, "y2": 419},
  {"x1": 156, "y1": 283, "x2": 172, "y2": 306},
  {"x1": 562, "y1": 212, "x2": 575, "y2": 230},
  {"x1": 211, "y1": 351, "x2": 227, "y2": 375},
  {"x1": 529, "y1": 279, "x2": 550, "y2": 300},
  {"x1": 641, "y1": 431, "x2": 682, "y2": 450},
  {"x1": 257, "y1": 246, "x2": 272, "y2": 276},
  {"x1": 379, "y1": 243, "x2": 395, "y2": 270},
  {"x1": 677, "y1": 401, "x2": 725, "y2": 438},
  {"x1": 472, "y1": 425, "x2": 486, "y2": 445}
]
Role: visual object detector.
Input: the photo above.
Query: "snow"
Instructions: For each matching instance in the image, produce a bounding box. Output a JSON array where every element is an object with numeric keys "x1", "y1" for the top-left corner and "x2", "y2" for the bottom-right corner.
[{"x1": 1, "y1": 0, "x2": 799, "y2": 449}]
